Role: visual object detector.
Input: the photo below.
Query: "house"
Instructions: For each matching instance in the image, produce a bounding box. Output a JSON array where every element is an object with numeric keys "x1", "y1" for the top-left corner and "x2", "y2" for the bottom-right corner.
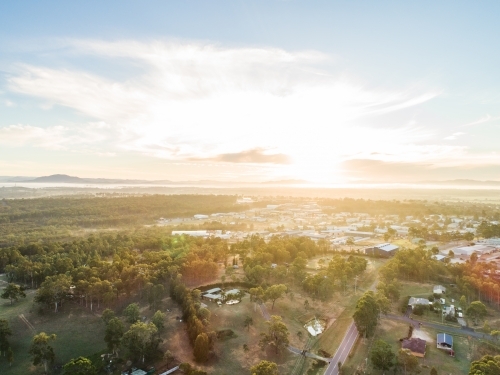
[
  {"x1": 431, "y1": 254, "x2": 446, "y2": 262},
  {"x1": 437, "y1": 333, "x2": 453, "y2": 351},
  {"x1": 433, "y1": 285, "x2": 446, "y2": 295},
  {"x1": 203, "y1": 288, "x2": 222, "y2": 295},
  {"x1": 408, "y1": 297, "x2": 431, "y2": 309},
  {"x1": 225, "y1": 289, "x2": 240, "y2": 297},
  {"x1": 401, "y1": 338, "x2": 426, "y2": 358}
]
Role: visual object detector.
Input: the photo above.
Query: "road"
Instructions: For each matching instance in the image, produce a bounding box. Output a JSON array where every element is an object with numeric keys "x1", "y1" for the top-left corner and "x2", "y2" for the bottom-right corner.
[
  {"x1": 384, "y1": 314, "x2": 493, "y2": 340},
  {"x1": 323, "y1": 322, "x2": 359, "y2": 375}
]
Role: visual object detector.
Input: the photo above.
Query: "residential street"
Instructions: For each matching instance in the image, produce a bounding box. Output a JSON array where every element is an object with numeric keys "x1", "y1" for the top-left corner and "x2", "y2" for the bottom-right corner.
[
  {"x1": 323, "y1": 322, "x2": 359, "y2": 375},
  {"x1": 384, "y1": 314, "x2": 492, "y2": 340}
]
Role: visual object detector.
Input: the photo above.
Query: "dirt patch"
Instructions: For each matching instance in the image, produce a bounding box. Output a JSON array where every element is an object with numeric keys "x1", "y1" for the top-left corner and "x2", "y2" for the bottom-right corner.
[{"x1": 412, "y1": 327, "x2": 433, "y2": 343}]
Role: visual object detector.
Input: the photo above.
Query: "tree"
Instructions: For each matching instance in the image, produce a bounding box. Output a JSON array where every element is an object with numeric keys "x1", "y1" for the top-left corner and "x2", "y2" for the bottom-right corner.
[
  {"x1": 469, "y1": 355, "x2": 500, "y2": 375},
  {"x1": 264, "y1": 284, "x2": 287, "y2": 310},
  {"x1": 430, "y1": 367, "x2": 438, "y2": 375},
  {"x1": 63, "y1": 356, "x2": 97, "y2": 375},
  {"x1": 1, "y1": 283, "x2": 26, "y2": 305},
  {"x1": 164, "y1": 350, "x2": 175, "y2": 369},
  {"x1": 0, "y1": 319, "x2": 12, "y2": 356},
  {"x1": 104, "y1": 317, "x2": 124, "y2": 355},
  {"x1": 35, "y1": 274, "x2": 72, "y2": 312},
  {"x1": 194, "y1": 333, "x2": 210, "y2": 362},
  {"x1": 259, "y1": 315, "x2": 290, "y2": 355},
  {"x1": 250, "y1": 360, "x2": 279, "y2": 375},
  {"x1": 101, "y1": 308, "x2": 115, "y2": 325},
  {"x1": 244, "y1": 316, "x2": 254, "y2": 331},
  {"x1": 124, "y1": 303, "x2": 141, "y2": 323},
  {"x1": 122, "y1": 322, "x2": 159, "y2": 364},
  {"x1": 7, "y1": 346, "x2": 13, "y2": 366},
  {"x1": 397, "y1": 349, "x2": 419, "y2": 375},
  {"x1": 353, "y1": 291, "x2": 380, "y2": 337},
  {"x1": 370, "y1": 340, "x2": 395, "y2": 372},
  {"x1": 467, "y1": 301, "x2": 487, "y2": 325},
  {"x1": 152, "y1": 310, "x2": 166, "y2": 334},
  {"x1": 346, "y1": 237, "x2": 355, "y2": 250},
  {"x1": 29, "y1": 332, "x2": 57, "y2": 374},
  {"x1": 460, "y1": 295, "x2": 468, "y2": 311}
]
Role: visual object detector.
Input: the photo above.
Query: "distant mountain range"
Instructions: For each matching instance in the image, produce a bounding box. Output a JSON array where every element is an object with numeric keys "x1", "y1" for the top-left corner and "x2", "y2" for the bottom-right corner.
[
  {"x1": 0, "y1": 174, "x2": 307, "y2": 186},
  {"x1": 1, "y1": 174, "x2": 500, "y2": 186}
]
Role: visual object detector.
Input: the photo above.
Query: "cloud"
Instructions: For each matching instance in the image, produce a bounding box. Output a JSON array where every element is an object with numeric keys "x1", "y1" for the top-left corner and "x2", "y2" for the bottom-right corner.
[
  {"x1": 192, "y1": 148, "x2": 291, "y2": 164},
  {"x1": 4, "y1": 38, "x2": 449, "y2": 180},
  {"x1": 444, "y1": 132, "x2": 465, "y2": 140},
  {"x1": 462, "y1": 114, "x2": 500, "y2": 127}
]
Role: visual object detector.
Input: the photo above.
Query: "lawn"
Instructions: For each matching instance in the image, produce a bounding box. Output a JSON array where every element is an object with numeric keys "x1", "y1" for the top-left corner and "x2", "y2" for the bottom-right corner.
[
  {"x1": 0, "y1": 292, "x2": 107, "y2": 375},
  {"x1": 343, "y1": 318, "x2": 473, "y2": 375}
]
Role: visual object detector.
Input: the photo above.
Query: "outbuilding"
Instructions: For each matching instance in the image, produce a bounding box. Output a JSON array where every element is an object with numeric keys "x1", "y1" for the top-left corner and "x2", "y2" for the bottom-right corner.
[{"x1": 437, "y1": 333, "x2": 453, "y2": 351}]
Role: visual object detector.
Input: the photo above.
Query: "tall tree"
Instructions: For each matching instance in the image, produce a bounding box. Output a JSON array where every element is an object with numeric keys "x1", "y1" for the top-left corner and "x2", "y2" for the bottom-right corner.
[
  {"x1": 122, "y1": 322, "x2": 159, "y2": 364},
  {"x1": 1, "y1": 283, "x2": 26, "y2": 305},
  {"x1": 35, "y1": 274, "x2": 72, "y2": 312},
  {"x1": 104, "y1": 317, "x2": 124, "y2": 355},
  {"x1": 63, "y1": 356, "x2": 97, "y2": 375},
  {"x1": 194, "y1": 333, "x2": 210, "y2": 362},
  {"x1": 101, "y1": 308, "x2": 115, "y2": 325},
  {"x1": 370, "y1": 340, "x2": 395, "y2": 372},
  {"x1": 152, "y1": 310, "x2": 166, "y2": 335},
  {"x1": 264, "y1": 284, "x2": 287, "y2": 310},
  {"x1": 244, "y1": 316, "x2": 254, "y2": 332},
  {"x1": 353, "y1": 291, "x2": 380, "y2": 337},
  {"x1": 29, "y1": 332, "x2": 56, "y2": 374},
  {"x1": 250, "y1": 360, "x2": 279, "y2": 375},
  {"x1": 259, "y1": 315, "x2": 290, "y2": 355},
  {"x1": 469, "y1": 355, "x2": 500, "y2": 375},
  {"x1": 466, "y1": 301, "x2": 487, "y2": 325},
  {"x1": 0, "y1": 319, "x2": 12, "y2": 356},
  {"x1": 124, "y1": 303, "x2": 141, "y2": 323}
]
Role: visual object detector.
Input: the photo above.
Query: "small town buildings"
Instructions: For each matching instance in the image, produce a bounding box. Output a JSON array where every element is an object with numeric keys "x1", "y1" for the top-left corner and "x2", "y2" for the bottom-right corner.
[
  {"x1": 437, "y1": 333, "x2": 453, "y2": 351},
  {"x1": 401, "y1": 338, "x2": 426, "y2": 358},
  {"x1": 408, "y1": 297, "x2": 431, "y2": 308},
  {"x1": 431, "y1": 254, "x2": 446, "y2": 262},
  {"x1": 365, "y1": 243, "x2": 399, "y2": 257},
  {"x1": 433, "y1": 285, "x2": 446, "y2": 295}
]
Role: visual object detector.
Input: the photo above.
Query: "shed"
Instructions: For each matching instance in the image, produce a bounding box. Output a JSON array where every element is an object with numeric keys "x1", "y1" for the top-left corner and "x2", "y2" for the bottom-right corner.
[
  {"x1": 203, "y1": 288, "x2": 222, "y2": 295},
  {"x1": 437, "y1": 333, "x2": 453, "y2": 351},
  {"x1": 433, "y1": 285, "x2": 446, "y2": 294}
]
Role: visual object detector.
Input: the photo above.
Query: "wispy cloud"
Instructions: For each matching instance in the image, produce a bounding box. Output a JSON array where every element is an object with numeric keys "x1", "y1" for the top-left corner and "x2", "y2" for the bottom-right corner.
[
  {"x1": 444, "y1": 132, "x2": 465, "y2": 140},
  {"x1": 3, "y1": 39, "x2": 461, "y2": 182},
  {"x1": 191, "y1": 148, "x2": 291, "y2": 164},
  {"x1": 462, "y1": 114, "x2": 500, "y2": 127}
]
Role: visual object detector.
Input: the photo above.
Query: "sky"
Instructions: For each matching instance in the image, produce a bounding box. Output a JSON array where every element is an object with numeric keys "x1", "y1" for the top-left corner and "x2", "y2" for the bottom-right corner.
[{"x1": 1, "y1": 1, "x2": 500, "y2": 183}]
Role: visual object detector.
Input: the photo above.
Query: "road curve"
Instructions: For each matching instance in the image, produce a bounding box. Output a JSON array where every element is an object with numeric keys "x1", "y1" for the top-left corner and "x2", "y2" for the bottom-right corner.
[{"x1": 323, "y1": 322, "x2": 359, "y2": 375}]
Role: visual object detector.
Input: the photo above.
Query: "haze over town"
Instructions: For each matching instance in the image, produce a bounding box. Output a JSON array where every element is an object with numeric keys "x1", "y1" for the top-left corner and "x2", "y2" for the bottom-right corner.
[{"x1": 2, "y1": 3, "x2": 500, "y2": 375}]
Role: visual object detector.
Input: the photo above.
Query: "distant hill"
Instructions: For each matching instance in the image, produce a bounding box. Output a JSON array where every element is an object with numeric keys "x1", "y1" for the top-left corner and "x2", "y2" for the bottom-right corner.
[
  {"x1": 0, "y1": 176, "x2": 37, "y2": 182},
  {"x1": 420, "y1": 179, "x2": 500, "y2": 186},
  {"x1": 24, "y1": 174, "x2": 158, "y2": 184}
]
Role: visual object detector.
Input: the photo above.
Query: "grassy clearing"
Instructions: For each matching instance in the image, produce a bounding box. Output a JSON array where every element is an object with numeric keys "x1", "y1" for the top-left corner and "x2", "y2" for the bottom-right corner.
[
  {"x1": 0, "y1": 293, "x2": 106, "y2": 375},
  {"x1": 344, "y1": 318, "x2": 473, "y2": 375}
]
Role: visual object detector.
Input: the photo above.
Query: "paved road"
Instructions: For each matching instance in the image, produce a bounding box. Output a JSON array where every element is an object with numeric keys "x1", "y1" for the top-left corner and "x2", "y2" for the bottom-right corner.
[
  {"x1": 384, "y1": 314, "x2": 492, "y2": 340},
  {"x1": 323, "y1": 322, "x2": 359, "y2": 375}
]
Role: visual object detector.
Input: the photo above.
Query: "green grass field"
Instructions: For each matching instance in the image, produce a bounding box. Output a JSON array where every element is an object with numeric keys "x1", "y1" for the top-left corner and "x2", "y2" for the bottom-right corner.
[
  {"x1": 343, "y1": 316, "x2": 473, "y2": 374},
  {"x1": 0, "y1": 292, "x2": 106, "y2": 375}
]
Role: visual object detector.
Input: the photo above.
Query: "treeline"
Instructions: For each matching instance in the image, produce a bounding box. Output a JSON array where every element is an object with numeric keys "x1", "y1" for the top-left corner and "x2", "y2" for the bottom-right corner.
[
  {"x1": 0, "y1": 228, "x2": 237, "y2": 370},
  {"x1": 320, "y1": 197, "x2": 500, "y2": 219},
  {"x1": 0, "y1": 195, "x2": 246, "y2": 246},
  {"x1": 234, "y1": 235, "x2": 367, "y2": 300},
  {"x1": 477, "y1": 221, "x2": 500, "y2": 238}
]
